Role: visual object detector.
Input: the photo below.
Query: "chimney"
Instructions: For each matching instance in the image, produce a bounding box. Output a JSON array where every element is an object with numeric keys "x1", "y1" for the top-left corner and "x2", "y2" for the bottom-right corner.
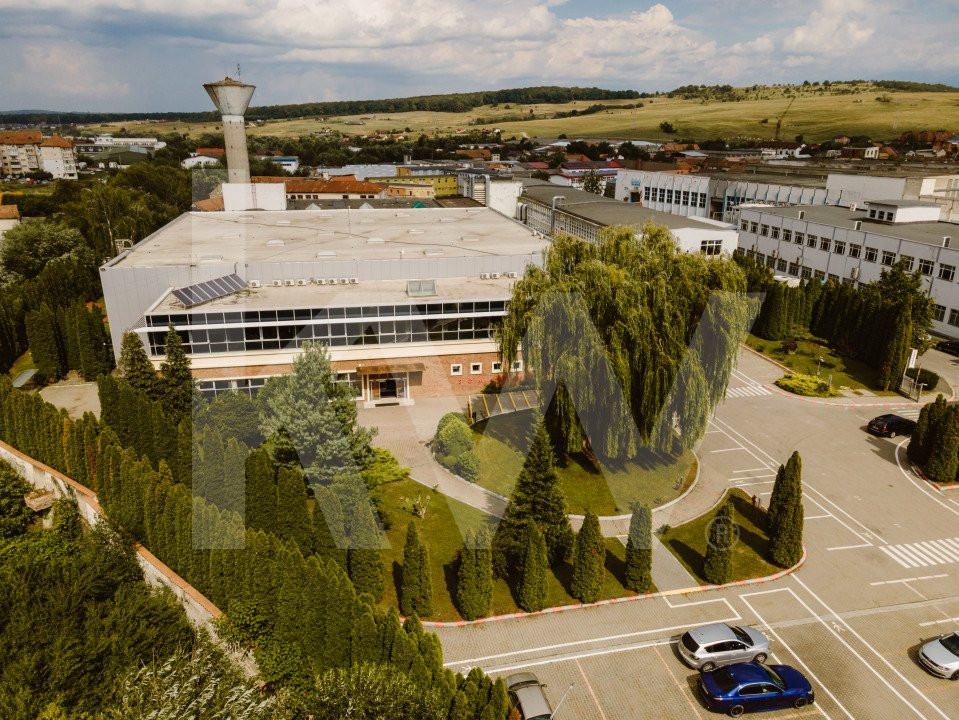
[{"x1": 204, "y1": 77, "x2": 255, "y2": 184}]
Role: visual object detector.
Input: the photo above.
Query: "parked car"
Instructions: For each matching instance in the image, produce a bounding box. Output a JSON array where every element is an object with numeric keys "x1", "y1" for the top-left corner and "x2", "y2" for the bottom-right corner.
[
  {"x1": 506, "y1": 673, "x2": 553, "y2": 720},
  {"x1": 678, "y1": 623, "x2": 770, "y2": 671},
  {"x1": 698, "y1": 662, "x2": 815, "y2": 717},
  {"x1": 866, "y1": 414, "x2": 917, "y2": 438},
  {"x1": 918, "y1": 632, "x2": 959, "y2": 679},
  {"x1": 936, "y1": 339, "x2": 959, "y2": 356}
]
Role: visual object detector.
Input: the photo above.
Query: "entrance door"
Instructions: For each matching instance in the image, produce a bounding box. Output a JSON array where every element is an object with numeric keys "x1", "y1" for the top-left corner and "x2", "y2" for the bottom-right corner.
[{"x1": 378, "y1": 378, "x2": 398, "y2": 398}]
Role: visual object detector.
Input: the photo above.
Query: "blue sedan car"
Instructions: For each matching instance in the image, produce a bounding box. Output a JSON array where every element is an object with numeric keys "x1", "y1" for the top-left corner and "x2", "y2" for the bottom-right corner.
[{"x1": 698, "y1": 661, "x2": 815, "y2": 717}]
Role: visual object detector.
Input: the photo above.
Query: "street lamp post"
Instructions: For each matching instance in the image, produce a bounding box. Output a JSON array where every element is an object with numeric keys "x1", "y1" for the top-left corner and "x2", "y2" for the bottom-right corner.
[
  {"x1": 917, "y1": 381, "x2": 926, "y2": 404},
  {"x1": 816, "y1": 355, "x2": 824, "y2": 378},
  {"x1": 551, "y1": 683, "x2": 576, "y2": 718}
]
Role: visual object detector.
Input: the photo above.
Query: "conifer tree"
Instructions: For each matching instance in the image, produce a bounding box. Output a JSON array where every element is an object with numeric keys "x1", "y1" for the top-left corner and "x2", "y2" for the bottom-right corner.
[
  {"x1": 400, "y1": 521, "x2": 423, "y2": 617},
  {"x1": 570, "y1": 510, "x2": 605, "y2": 603},
  {"x1": 908, "y1": 403, "x2": 931, "y2": 465},
  {"x1": 160, "y1": 325, "x2": 193, "y2": 418},
  {"x1": 624, "y1": 504, "x2": 653, "y2": 593},
  {"x1": 766, "y1": 463, "x2": 788, "y2": 537},
  {"x1": 925, "y1": 405, "x2": 959, "y2": 483},
  {"x1": 312, "y1": 484, "x2": 348, "y2": 569},
  {"x1": 516, "y1": 522, "x2": 548, "y2": 612},
  {"x1": 703, "y1": 501, "x2": 734, "y2": 585},
  {"x1": 492, "y1": 415, "x2": 573, "y2": 576},
  {"x1": 118, "y1": 331, "x2": 158, "y2": 398},
  {"x1": 878, "y1": 302, "x2": 912, "y2": 391},
  {"x1": 26, "y1": 304, "x2": 63, "y2": 382},
  {"x1": 770, "y1": 489, "x2": 804, "y2": 568},
  {"x1": 456, "y1": 528, "x2": 493, "y2": 620},
  {"x1": 276, "y1": 466, "x2": 312, "y2": 554}
]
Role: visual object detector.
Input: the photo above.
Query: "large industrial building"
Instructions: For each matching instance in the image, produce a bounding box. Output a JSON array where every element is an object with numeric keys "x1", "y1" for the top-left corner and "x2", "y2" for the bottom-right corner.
[
  {"x1": 736, "y1": 200, "x2": 959, "y2": 337},
  {"x1": 100, "y1": 207, "x2": 546, "y2": 404}
]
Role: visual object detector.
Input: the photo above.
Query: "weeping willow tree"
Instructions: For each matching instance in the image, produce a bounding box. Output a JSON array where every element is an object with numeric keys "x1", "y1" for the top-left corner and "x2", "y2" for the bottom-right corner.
[{"x1": 499, "y1": 225, "x2": 757, "y2": 462}]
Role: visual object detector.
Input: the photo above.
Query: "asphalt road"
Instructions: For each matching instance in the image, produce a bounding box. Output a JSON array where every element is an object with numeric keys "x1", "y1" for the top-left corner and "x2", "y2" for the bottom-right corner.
[{"x1": 435, "y1": 349, "x2": 959, "y2": 720}]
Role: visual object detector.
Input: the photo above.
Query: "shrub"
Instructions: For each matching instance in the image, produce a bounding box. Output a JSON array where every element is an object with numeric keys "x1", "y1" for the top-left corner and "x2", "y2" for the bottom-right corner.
[
  {"x1": 905, "y1": 366, "x2": 939, "y2": 390},
  {"x1": 453, "y1": 452, "x2": 479, "y2": 482},
  {"x1": 433, "y1": 414, "x2": 480, "y2": 483},
  {"x1": 437, "y1": 412, "x2": 467, "y2": 434},
  {"x1": 774, "y1": 373, "x2": 837, "y2": 397}
]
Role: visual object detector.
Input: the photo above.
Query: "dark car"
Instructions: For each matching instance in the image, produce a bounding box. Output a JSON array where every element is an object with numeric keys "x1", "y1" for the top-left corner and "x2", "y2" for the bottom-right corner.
[
  {"x1": 698, "y1": 662, "x2": 814, "y2": 717},
  {"x1": 936, "y1": 339, "x2": 959, "y2": 356},
  {"x1": 867, "y1": 414, "x2": 916, "y2": 438}
]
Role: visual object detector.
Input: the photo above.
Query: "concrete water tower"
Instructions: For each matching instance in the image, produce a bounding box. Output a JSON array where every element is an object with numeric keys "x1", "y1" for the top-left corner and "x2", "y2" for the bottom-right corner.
[{"x1": 203, "y1": 76, "x2": 255, "y2": 184}]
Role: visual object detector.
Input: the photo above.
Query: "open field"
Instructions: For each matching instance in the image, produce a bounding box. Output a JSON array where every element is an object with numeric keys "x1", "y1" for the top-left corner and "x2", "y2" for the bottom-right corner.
[{"x1": 85, "y1": 86, "x2": 959, "y2": 142}]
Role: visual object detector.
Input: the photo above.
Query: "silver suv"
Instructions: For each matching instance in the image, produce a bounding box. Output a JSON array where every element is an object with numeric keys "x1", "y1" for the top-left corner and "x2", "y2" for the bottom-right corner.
[
  {"x1": 506, "y1": 673, "x2": 554, "y2": 720},
  {"x1": 678, "y1": 623, "x2": 771, "y2": 671},
  {"x1": 919, "y1": 632, "x2": 959, "y2": 679}
]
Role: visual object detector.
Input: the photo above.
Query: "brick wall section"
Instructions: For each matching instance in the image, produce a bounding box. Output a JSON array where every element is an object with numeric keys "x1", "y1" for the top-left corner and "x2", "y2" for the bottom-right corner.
[{"x1": 0, "y1": 439, "x2": 222, "y2": 628}]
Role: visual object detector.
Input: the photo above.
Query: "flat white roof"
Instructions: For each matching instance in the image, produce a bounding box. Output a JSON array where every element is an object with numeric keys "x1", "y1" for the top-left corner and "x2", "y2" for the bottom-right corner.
[{"x1": 108, "y1": 207, "x2": 546, "y2": 268}]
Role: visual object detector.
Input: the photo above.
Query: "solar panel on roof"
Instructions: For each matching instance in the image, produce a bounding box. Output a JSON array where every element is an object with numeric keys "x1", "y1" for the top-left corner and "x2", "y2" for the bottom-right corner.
[{"x1": 172, "y1": 273, "x2": 248, "y2": 308}]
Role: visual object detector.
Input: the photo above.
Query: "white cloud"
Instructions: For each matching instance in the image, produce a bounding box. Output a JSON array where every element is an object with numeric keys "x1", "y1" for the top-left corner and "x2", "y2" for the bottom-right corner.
[
  {"x1": 19, "y1": 45, "x2": 129, "y2": 99},
  {"x1": 781, "y1": 0, "x2": 874, "y2": 56}
]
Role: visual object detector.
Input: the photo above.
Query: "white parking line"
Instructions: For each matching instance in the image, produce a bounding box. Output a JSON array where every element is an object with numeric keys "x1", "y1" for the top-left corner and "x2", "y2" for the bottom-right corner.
[
  {"x1": 870, "y1": 574, "x2": 949, "y2": 586},
  {"x1": 792, "y1": 575, "x2": 951, "y2": 720},
  {"x1": 576, "y1": 659, "x2": 611, "y2": 720},
  {"x1": 483, "y1": 638, "x2": 675, "y2": 674},
  {"x1": 919, "y1": 616, "x2": 959, "y2": 627},
  {"x1": 734, "y1": 467, "x2": 771, "y2": 474},
  {"x1": 895, "y1": 440, "x2": 959, "y2": 517},
  {"x1": 805, "y1": 514, "x2": 832, "y2": 520},
  {"x1": 711, "y1": 447, "x2": 746, "y2": 453},
  {"x1": 738, "y1": 589, "x2": 846, "y2": 720}
]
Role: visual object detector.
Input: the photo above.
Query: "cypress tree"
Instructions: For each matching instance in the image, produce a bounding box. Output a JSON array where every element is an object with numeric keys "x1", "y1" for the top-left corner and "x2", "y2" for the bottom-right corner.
[
  {"x1": 925, "y1": 406, "x2": 959, "y2": 483},
  {"x1": 770, "y1": 451, "x2": 804, "y2": 567},
  {"x1": 878, "y1": 302, "x2": 912, "y2": 391},
  {"x1": 624, "y1": 504, "x2": 653, "y2": 593},
  {"x1": 908, "y1": 404, "x2": 931, "y2": 465},
  {"x1": 703, "y1": 501, "x2": 734, "y2": 585},
  {"x1": 222, "y1": 437, "x2": 247, "y2": 515},
  {"x1": 400, "y1": 521, "x2": 423, "y2": 617},
  {"x1": 118, "y1": 331, "x2": 158, "y2": 398},
  {"x1": 348, "y1": 536, "x2": 385, "y2": 603},
  {"x1": 160, "y1": 325, "x2": 193, "y2": 418},
  {"x1": 570, "y1": 510, "x2": 605, "y2": 603},
  {"x1": 26, "y1": 304, "x2": 63, "y2": 382},
  {"x1": 492, "y1": 415, "x2": 574, "y2": 576},
  {"x1": 312, "y1": 485, "x2": 348, "y2": 568},
  {"x1": 276, "y1": 466, "x2": 311, "y2": 554},
  {"x1": 766, "y1": 463, "x2": 788, "y2": 537},
  {"x1": 516, "y1": 522, "x2": 548, "y2": 612}
]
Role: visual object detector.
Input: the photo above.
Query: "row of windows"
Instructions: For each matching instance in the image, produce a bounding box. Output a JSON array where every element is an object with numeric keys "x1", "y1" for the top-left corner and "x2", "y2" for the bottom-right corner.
[
  {"x1": 146, "y1": 300, "x2": 508, "y2": 328},
  {"x1": 742, "y1": 249, "x2": 851, "y2": 285},
  {"x1": 449, "y1": 360, "x2": 522, "y2": 376},
  {"x1": 148, "y1": 317, "x2": 497, "y2": 356},
  {"x1": 701, "y1": 239, "x2": 723, "y2": 256},
  {"x1": 742, "y1": 221, "x2": 955, "y2": 281},
  {"x1": 196, "y1": 372, "x2": 359, "y2": 398},
  {"x1": 643, "y1": 186, "x2": 708, "y2": 208},
  {"x1": 935, "y1": 304, "x2": 959, "y2": 330}
]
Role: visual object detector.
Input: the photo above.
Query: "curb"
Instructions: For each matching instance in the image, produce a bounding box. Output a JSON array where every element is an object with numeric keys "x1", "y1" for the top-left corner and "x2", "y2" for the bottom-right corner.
[
  {"x1": 908, "y1": 459, "x2": 959, "y2": 493},
  {"x1": 420, "y1": 548, "x2": 807, "y2": 628}
]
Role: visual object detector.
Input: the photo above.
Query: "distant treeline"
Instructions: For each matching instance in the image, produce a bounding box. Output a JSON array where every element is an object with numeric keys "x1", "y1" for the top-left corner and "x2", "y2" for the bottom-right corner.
[
  {"x1": 873, "y1": 80, "x2": 959, "y2": 92},
  {"x1": 0, "y1": 86, "x2": 641, "y2": 125}
]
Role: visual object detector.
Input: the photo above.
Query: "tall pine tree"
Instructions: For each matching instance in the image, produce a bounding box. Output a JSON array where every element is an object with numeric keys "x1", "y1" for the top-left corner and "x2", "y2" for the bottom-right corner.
[
  {"x1": 118, "y1": 331, "x2": 159, "y2": 398},
  {"x1": 925, "y1": 406, "x2": 959, "y2": 483},
  {"x1": 160, "y1": 325, "x2": 193, "y2": 418},
  {"x1": 570, "y1": 510, "x2": 604, "y2": 603},
  {"x1": 516, "y1": 522, "x2": 548, "y2": 612}
]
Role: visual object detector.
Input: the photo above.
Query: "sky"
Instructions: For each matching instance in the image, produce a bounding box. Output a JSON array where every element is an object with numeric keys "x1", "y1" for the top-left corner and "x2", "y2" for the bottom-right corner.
[{"x1": 0, "y1": 0, "x2": 957, "y2": 112}]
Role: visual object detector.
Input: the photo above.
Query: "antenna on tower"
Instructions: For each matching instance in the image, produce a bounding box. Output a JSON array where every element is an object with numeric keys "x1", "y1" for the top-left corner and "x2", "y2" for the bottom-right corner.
[{"x1": 236, "y1": 64, "x2": 241, "y2": 80}]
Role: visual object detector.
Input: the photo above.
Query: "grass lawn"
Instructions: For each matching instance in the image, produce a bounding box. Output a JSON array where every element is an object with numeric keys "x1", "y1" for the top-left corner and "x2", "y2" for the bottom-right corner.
[
  {"x1": 379, "y1": 478, "x2": 645, "y2": 621},
  {"x1": 7, "y1": 351, "x2": 36, "y2": 380},
  {"x1": 471, "y1": 410, "x2": 696, "y2": 515},
  {"x1": 744, "y1": 333, "x2": 896, "y2": 395},
  {"x1": 659, "y1": 489, "x2": 784, "y2": 585}
]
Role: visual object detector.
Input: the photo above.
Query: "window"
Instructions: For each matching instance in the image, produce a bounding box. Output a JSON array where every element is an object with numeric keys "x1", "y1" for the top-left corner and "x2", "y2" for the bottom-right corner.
[
  {"x1": 681, "y1": 190, "x2": 689, "y2": 205},
  {"x1": 849, "y1": 244, "x2": 861, "y2": 259},
  {"x1": 450, "y1": 364, "x2": 462, "y2": 376},
  {"x1": 776, "y1": 258, "x2": 787, "y2": 272},
  {"x1": 939, "y1": 263, "x2": 955, "y2": 282},
  {"x1": 643, "y1": 186, "x2": 651, "y2": 201},
  {"x1": 819, "y1": 237, "x2": 831, "y2": 252},
  {"x1": 766, "y1": 256, "x2": 776, "y2": 269},
  {"x1": 770, "y1": 227, "x2": 780, "y2": 240},
  {"x1": 801, "y1": 266, "x2": 812, "y2": 279},
  {"x1": 658, "y1": 188, "x2": 665, "y2": 202},
  {"x1": 828, "y1": 273, "x2": 839, "y2": 283},
  {"x1": 470, "y1": 362, "x2": 482, "y2": 374},
  {"x1": 788, "y1": 262, "x2": 799, "y2": 276},
  {"x1": 782, "y1": 229, "x2": 793, "y2": 243},
  {"x1": 834, "y1": 240, "x2": 846, "y2": 255},
  {"x1": 864, "y1": 247, "x2": 878, "y2": 262},
  {"x1": 701, "y1": 239, "x2": 722, "y2": 256},
  {"x1": 760, "y1": 224, "x2": 770, "y2": 237},
  {"x1": 807, "y1": 234, "x2": 817, "y2": 248},
  {"x1": 949, "y1": 309, "x2": 959, "y2": 327},
  {"x1": 740, "y1": 220, "x2": 749, "y2": 231},
  {"x1": 491, "y1": 361, "x2": 503, "y2": 373},
  {"x1": 869, "y1": 208, "x2": 876, "y2": 219},
  {"x1": 665, "y1": 189, "x2": 673, "y2": 204},
  {"x1": 881, "y1": 250, "x2": 897, "y2": 267},
  {"x1": 511, "y1": 360, "x2": 524, "y2": 372},
  {"x1": 795, "y1": 232, "x2": 805, "y2": 245},
  {"x1": 900, "y1": 255, "x2": 914, "y2": 271},
  {"x1": 919, "y1": 258, "x2": 934, "y2": 276},
  {"x1": 934, "y1": 304, "x2": 946, "y2": 322},
  {"x1": 814, "y1": 269, "x2": 826, "y2": 279},
  {"x1": 750, "y1": 222, "x2": 759, "y2": 234},
  {"x1": 698, "y1": 193, "x2": 706, "y2": 208},
  {"x1": 755, "y1": 252, "x2": 765, "y2": 264}
]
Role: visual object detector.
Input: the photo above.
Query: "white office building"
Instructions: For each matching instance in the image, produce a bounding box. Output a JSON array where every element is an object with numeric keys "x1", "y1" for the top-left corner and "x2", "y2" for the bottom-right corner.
[{"x1": 735, "y1": 200, "x2": 959, "y2": 337}]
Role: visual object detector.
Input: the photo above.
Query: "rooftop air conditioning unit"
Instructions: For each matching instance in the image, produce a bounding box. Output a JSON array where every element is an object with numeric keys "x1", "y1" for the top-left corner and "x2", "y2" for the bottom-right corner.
[
  {"x1": 328, "y1": 278, "x2": 339, "y2": 285},
  {"x1": 349, "y1": 278, "x2": 358, "y2": 284},
  {"x1": 340, "y1": 278, "x2": 350, "y2": 285},
  {"x1": 490, "y1": 272, "x2": 501, "y2": 279},
  {"x1": 507, "y1": 271, "x2": 518, "y2": 278},
  {"x1": 296, "y1": 279, "x2": 308, "y2": 286},
  {"x1": 271, "y1": 280, "x2": 283, "y2": 287},
  {"x1": 480, "y1": 273, "x2": 491, "y2": 280},
  {"x1": 315, "y1": 278, "x2": 328, "y2": 285},
  {"x1": 249, "y1": 280, "x2": 262, "y2": 288},
  {"x1": 284, "y1": 279, "x2": 296, "y2": 287}
]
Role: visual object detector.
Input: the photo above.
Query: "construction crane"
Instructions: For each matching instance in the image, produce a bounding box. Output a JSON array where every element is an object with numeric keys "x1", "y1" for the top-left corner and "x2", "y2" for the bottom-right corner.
[{"x1": 774, "y1": 95, "x2": 796, "y2": 141}]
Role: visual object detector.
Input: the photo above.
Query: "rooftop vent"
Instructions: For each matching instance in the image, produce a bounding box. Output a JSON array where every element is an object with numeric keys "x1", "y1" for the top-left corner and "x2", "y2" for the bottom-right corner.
[
  {"x1": 407, "y1": 229, "x2": 425, "y2": 234},
  {"x1": 367, "y1": 237, "x2": 385, "y2": 244},
  {"x1": 316, "y1": 250, "x2": 337, "y2": 257},
  {"x1": 424, "y1": 249, "x2": 444, "y2": 256},
  {"x1": 266, "y1": 239, "x2": 285, "y2": 246},
  {"x1": 461, "y1": 236, "x2": 479, "y2": 242},
  {"x1": 407, "y1": 279, "x2": 437, "y2": 297},
  {"x1": 797, "y1": 210, "x2": 805, "y2": 220},
  {"x1": 276, "y1": 220, "x2": 291, "y2": 226}
]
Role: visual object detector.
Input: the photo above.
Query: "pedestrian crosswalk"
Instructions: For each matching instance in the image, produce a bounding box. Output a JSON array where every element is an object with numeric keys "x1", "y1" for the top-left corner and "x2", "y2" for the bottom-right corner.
[
  {"x1": 726, "y1": 384, "x2": 773, "y2": 399},
  {"x1": 894, "y1": 408, "x2": 921, "y2": 420},
  {"x1": 880, "y1": 537, "x2": 959, "y2": 568}
]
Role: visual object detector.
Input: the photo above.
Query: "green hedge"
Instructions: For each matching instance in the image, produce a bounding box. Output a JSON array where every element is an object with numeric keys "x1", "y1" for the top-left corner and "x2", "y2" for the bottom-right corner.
[
  {"x1": 905, "y1": 366, "x2": 940, "y2": 390},
  {"x1": 774, "y1": 373, "x2": 838, "y2": 398}
]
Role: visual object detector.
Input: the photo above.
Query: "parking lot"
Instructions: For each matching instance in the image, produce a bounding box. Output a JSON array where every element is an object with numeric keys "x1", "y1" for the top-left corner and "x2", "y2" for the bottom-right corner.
[{"x1": 436, "y1": 349, "x2": 959, "y2": 720}]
